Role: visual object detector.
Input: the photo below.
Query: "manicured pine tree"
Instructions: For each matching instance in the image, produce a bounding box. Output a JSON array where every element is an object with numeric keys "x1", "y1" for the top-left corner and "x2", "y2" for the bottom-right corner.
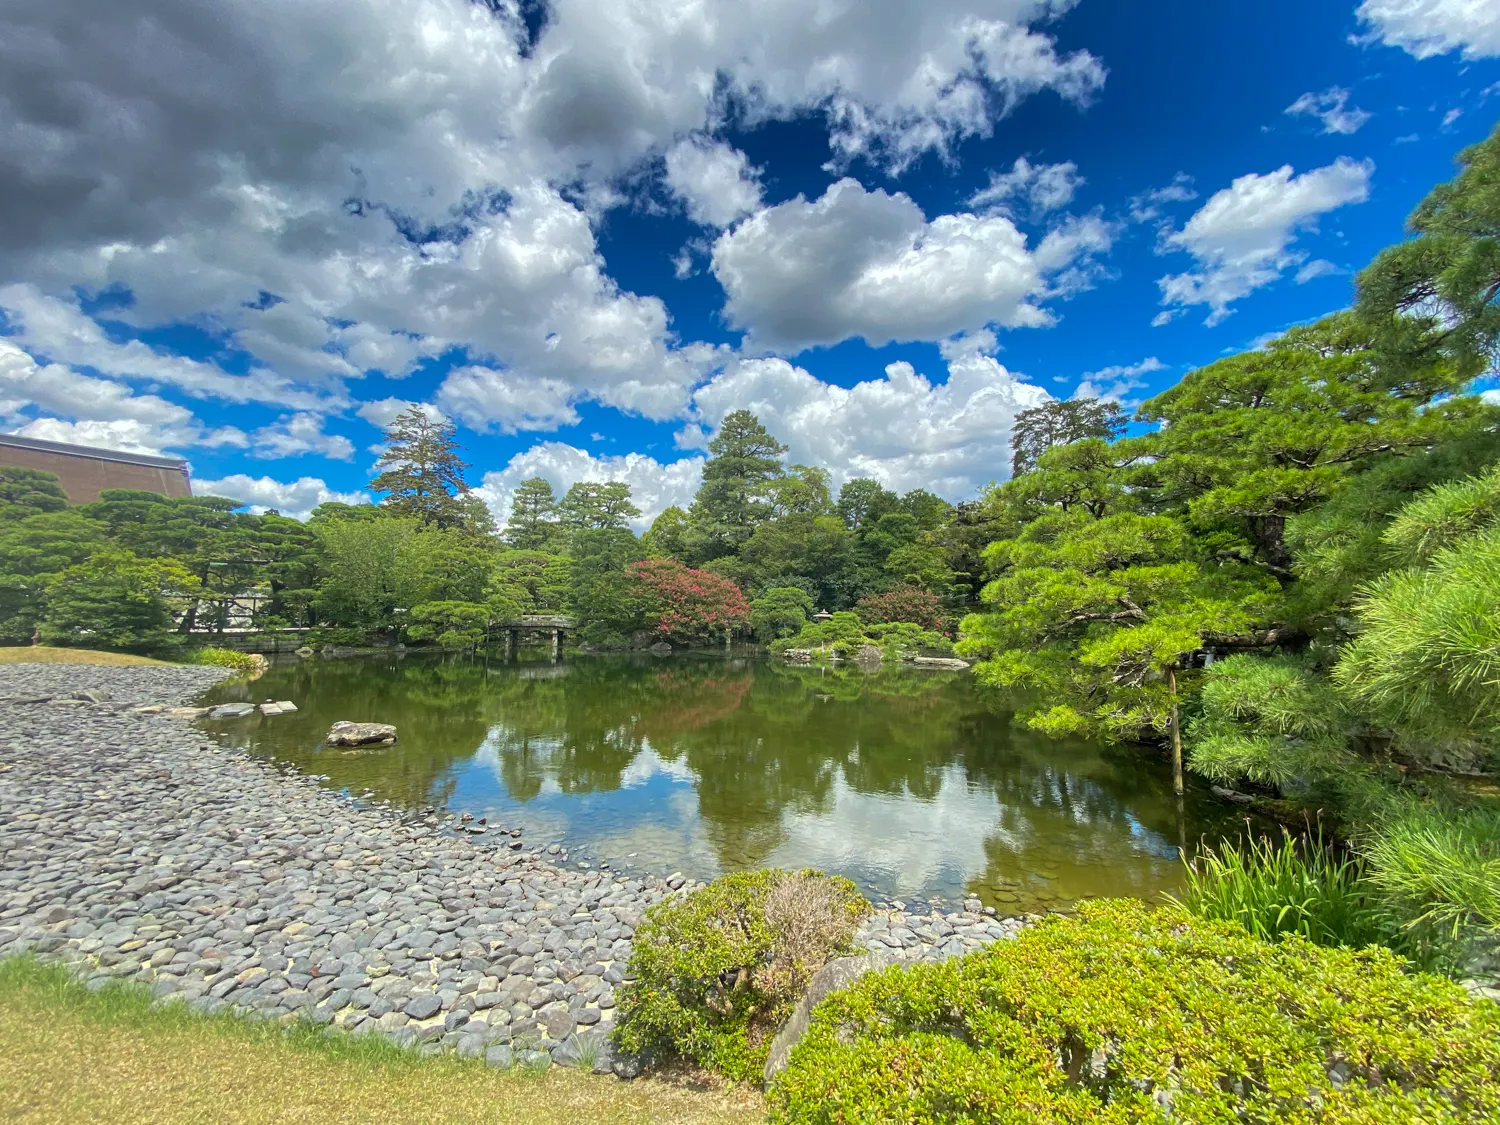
[{"x1": 557, "y1": 481, "x2": 640, "y2": 531}]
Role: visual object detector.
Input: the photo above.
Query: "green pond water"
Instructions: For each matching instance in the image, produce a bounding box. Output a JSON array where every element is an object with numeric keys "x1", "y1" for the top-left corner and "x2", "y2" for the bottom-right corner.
[{"x1": 200, "y1": 653, "x2": 1255, "y2": 913}]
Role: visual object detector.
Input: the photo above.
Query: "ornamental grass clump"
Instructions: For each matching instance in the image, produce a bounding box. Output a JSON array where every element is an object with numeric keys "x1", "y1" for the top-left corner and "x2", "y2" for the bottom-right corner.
[
  {"x1": 189, "y1": 646, "x2": 260, "y2": 674},
  {"x1": 768, "y1": 899, "x2": 1500, "y2": 1125},
  {"x1": 612, "y1": 870, "x2": 869, "y2": 1082},
  {"x1": 1173, "y1": 830, "x2": 1395, "y2": 952}
]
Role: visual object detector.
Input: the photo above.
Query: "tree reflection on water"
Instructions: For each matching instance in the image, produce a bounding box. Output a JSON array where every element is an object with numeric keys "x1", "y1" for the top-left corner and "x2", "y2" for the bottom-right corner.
[{"x1": 205, "y1": 653, "x2": 1253, "y2": 909}]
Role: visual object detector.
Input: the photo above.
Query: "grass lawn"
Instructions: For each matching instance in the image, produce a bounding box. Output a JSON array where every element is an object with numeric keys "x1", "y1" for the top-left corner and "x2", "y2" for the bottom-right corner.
[
  {"x1": 0, "y1": 646, "x2": 173, "y2": 667},
  {"x1": 0, "y1": 959, "x2": 765, "y2": 1125}
]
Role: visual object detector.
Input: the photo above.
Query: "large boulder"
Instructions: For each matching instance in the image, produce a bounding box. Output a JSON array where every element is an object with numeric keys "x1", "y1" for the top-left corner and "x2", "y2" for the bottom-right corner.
[
  {"x1": 763, "y1": 950, "x2": 899, "y2": 1085},
  {"x1": 324, "y1": 720, "x2": 398, "y2": 746}
]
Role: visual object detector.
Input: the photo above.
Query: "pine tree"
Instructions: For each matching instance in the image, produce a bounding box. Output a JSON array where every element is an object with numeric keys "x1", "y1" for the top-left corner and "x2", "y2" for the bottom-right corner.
[
  {"x1": 0, "y1": 466, "x2": 70, "y2": 520},
  {"x1": 1010, "y1": 398, "x2": 1127, "y2": 477},
  {"x1": 557, "y1": 481, "x2": 641, "y2": 532},
  {"x1": 369, "y1": 406, "x2": 475, "y2": 531},
  {"x1": 505, "y1": 477, "x2": 561, "y2": 550},
  {"x1": 687, "y1": 410, "x2": 787, "y2": 559},
  {"x1": 1356, "y1": 122, "x2": 1500, "y2": 376}
]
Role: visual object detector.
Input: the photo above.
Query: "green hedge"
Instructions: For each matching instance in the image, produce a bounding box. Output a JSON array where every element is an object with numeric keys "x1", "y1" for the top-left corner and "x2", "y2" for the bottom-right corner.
[
  {"x1": 613, "y1": 870, "x2": 869, "y2": 1082},
  {"x1": 768, "y1": 899, "x2": 1500, "y2": 1124}
]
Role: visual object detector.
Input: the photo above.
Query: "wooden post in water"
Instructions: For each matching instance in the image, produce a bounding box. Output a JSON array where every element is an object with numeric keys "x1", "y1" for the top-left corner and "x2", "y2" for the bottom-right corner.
[{"x1": 1168, "y1": 664, "x2": 1184, "y2": 798}]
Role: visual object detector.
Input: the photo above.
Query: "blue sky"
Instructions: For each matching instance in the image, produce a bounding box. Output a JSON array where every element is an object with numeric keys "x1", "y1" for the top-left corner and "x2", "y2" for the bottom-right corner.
[{"x1": 1, "y1": 0, "x2": 1497, "y2": 522}]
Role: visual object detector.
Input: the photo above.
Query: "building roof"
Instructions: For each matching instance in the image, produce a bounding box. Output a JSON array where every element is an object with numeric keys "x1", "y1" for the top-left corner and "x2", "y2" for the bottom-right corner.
[{"x1": 0, "y1": 432, "x2": 188, "y2": 471}]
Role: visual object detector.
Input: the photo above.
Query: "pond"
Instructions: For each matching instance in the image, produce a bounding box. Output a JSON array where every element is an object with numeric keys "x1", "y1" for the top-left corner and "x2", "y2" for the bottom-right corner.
[{"x1": 201, "y1": 652, "x2": 1255, "y2": 914}]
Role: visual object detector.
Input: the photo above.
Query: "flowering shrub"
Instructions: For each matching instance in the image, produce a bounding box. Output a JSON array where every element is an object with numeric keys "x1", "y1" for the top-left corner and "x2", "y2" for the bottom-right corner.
[
  {"x1": 855, "y1": 583, "x2": 947, "y2": 633},
  {"x1": 628, "y1": 557, "x2": 750, "y2": 644}
]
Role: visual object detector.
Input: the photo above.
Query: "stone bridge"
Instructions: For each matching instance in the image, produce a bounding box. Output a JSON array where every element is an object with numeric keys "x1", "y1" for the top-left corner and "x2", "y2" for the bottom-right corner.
[{"x1": 489, "y1": 614, "x2": 575, "y2": 660}]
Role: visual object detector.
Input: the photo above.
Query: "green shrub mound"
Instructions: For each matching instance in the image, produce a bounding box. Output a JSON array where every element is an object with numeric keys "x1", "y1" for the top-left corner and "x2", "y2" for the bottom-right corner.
[
  {"x1": 768, "y1": 900, "x2": 1500, "y2": 1125},
  {"x1": 190, "y1": 647, "x2": 259, "y2": 673},
  {"x1": 613, "y1": 869, "x2": 869, "y2": 1082}
]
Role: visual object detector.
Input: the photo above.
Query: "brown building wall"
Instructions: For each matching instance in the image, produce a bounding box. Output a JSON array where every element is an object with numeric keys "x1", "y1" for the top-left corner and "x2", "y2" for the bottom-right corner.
[{"x1": 0, "y1": 440, "x2": 192, "y2": 505}]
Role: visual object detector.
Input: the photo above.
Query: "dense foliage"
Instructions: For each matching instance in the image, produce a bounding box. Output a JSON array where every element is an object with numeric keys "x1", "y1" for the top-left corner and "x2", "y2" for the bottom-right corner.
[
  {"x1": 614, "y1": 870, "x2": 869, "y2": 1082},
  {"x1": 768, "y1": 900, "x2": 1500, "y2": 1125},
  {"x1": 951, "y1": 124, "x2": 1500, "y2": 963},
  {"x1": 0, "y1": 391, "x2": 972, "y2": 655}
]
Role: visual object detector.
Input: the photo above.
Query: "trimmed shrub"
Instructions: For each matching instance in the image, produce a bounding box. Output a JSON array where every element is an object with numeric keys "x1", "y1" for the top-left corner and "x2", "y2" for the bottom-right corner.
[
  {"x1": 190, "y1": 647, "x2": 259, "y2": 674},
  {"x1": 769, "y1": 899, "x2": 1500, "y2": 1124},
  {"x1": 613, "y1": 870, "x2": 869, "y2": 1082}
]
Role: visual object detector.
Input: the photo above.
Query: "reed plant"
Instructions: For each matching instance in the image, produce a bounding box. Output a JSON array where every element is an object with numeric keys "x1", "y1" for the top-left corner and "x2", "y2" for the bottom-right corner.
[{"x1": 1172, "y1": 829, "x2": 1393, "y2": 951}]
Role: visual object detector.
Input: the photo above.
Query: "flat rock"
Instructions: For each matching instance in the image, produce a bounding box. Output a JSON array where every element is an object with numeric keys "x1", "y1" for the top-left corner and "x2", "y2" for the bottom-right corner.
[
  {"x1": 207, "y1": 703, "x2": 257, "y2": 719},
  {"x1": 324, "y1": 721, "x2": 397, "y2": 746}
]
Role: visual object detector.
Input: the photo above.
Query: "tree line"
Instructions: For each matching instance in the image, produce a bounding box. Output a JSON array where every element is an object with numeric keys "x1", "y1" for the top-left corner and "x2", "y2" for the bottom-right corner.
[{"x1": 0, "y1": 398, "x2": 975, "y2": 655}]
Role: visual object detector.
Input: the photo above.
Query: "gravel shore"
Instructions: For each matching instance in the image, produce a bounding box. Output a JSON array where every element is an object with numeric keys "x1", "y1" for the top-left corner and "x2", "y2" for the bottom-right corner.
[{"x1": 0, "y1": 663, "x2": 1021, "y2": 1073}]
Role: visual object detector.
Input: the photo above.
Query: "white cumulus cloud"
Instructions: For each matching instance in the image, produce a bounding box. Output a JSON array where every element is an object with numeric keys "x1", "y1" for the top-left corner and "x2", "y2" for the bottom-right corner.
[
  {"x1": 1284, "y1": 88, "x2": 1371, "y2": 135},
  {"x1": 0, "y1": 336, "x2": 248, "y2": 452},
  {"x1": 664, "y1": 137, "x2": 763, "y2": 228},
  {"x1": 1, "y1": 0, "x2": 1105, "y2": 436},
  {"x1": 192, "y1": 474, "x2": 370, "y2": 520},
  {"x1": 249, "y1": 413, "x2": 355, "y2": 460},
  {"x1": 1356, "y1": 0, "x2": 1500, "y2": 60},
  {"x1": 969, "y1": 156, "x2": 1084, "y2": 217},
  {"x1": 0, "y1": 284, "x2": 327, "y2": 409},
  {"x1": 435, "y1": 367, "x2": 583, "y2": 434},
  {"x1": 1155, "y1": 157, "x2": 1373, "y2": 326},
  {"x1": 474, "y1": 444, "x2": 707, "y2": 532},
  {"x1": 355, "y1": 398, "x2": 448, "y2": 429},
  {"x1": 1072, "y1": 356, "x2": 1165, "y2": 403},
  {"x1": 712, "y1": 178, "x2": 1113, "y2": 353},
  {"x1": 691, "y1": 338, "x2": 1050, "y2": 496}
]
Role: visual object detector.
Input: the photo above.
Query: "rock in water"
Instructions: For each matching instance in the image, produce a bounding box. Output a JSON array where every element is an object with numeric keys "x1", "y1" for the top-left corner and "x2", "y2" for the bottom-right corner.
[
  {"x1": 324, "y1": 721, "x2": 398, "y2": 746},
  {"x1": 648, "y1": 642, "x2": 672, "y2": 656},
  {"x1": 910, "y1": 656, "x2": 970, "y2": 670},
  {"x1": 207, "y1": 703, "x2": 256, "y2": 719}
]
